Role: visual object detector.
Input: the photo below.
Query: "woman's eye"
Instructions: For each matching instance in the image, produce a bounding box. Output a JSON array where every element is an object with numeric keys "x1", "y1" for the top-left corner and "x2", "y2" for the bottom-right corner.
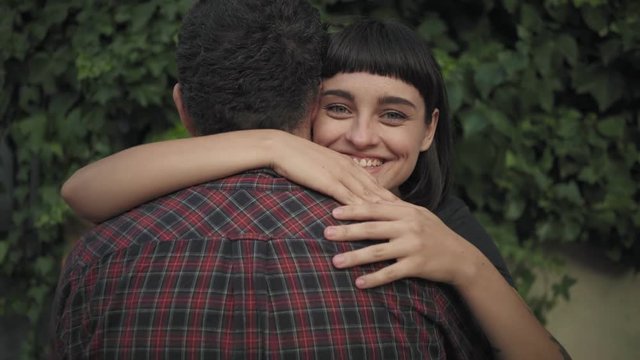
[
  {"x1": 323, "y1": 104, "x2": 352, "y2": 117},
  {"x1": 381, "y1": 111, "x2": 408, "y2": 124}
]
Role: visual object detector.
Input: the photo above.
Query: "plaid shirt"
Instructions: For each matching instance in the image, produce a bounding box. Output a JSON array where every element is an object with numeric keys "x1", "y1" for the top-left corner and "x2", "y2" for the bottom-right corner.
[{"x1": 52, "y1": 169, "x2": 491, "y2": 359}]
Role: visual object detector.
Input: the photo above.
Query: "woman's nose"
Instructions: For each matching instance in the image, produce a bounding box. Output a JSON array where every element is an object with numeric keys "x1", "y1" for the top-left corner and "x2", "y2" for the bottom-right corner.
[{"x1": 345, "y1": 118, "x2": 380, "y2": 149}]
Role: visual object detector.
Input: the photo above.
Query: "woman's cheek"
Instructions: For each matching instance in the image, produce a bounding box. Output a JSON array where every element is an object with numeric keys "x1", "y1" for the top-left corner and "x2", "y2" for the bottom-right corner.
[{"x1": 311, "y1": 116, "x2": 337, "y2": 146}]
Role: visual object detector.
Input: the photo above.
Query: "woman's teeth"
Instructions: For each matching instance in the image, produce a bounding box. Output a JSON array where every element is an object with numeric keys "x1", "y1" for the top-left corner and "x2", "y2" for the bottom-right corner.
[{"x1": 352, "y1": 157, "x2": 383, "y2": 168}]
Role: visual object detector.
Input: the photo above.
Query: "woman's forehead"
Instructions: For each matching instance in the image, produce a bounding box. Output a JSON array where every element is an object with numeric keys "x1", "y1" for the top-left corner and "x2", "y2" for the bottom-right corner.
[{"x1": 321, "y1": 72, "x2": 424, "y2": 106}]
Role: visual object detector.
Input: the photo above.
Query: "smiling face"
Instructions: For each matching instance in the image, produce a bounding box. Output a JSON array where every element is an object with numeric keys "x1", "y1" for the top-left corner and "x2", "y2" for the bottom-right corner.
[{"x1": 313, "y1": 72, "x2": 438, "y2": 194}]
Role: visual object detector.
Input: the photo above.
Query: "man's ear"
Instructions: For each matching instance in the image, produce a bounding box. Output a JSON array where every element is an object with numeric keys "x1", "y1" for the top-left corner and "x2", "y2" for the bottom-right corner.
[
  {"x1": 292, "y1": 92, "x2": 320, "y2": 139},
  {"x1": 420, "y1": 108, "x2": 440, "y2": 151},
  {"x1": 309, "y1": 92, "x2": 321, "y2": 123},
  {"x1": 173, "y1": 83, "x2": 198, "y2": 136}
]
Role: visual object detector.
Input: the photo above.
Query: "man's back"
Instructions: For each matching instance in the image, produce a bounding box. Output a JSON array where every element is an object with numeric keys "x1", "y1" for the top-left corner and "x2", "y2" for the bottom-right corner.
[{"x1": 52, "y1": 170, "x2": 490, "y2": 359}]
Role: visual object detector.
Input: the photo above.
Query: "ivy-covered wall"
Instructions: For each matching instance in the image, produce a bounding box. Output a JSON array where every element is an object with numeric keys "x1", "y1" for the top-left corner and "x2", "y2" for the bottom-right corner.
[{"x1": 1, "y1": 0, "x2": 638, "y2": 357}]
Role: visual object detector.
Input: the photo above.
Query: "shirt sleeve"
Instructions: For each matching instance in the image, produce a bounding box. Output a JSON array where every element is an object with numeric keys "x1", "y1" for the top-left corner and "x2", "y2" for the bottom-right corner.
[{"x1": 435, "y1": 196, "x2": 515, "y2": 287}]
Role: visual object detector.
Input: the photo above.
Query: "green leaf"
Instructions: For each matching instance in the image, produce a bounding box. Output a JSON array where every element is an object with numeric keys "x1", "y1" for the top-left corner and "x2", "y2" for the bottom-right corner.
[
  {"x1": 499, "y1": 51, "x2": 529, "y2": 77},
  {"x1": 556, "y1": 112, "x2": 580, "y2": 139},
  {"x1": 43, "y1": 3, "x2": 73, "y2": 25},
  {"x1": 417, "y1": 14, "x2": 448, "y2": 39},
  {"x1": 474, "y1": 62, "x2": 506, "y2": 99},
  {"x1": 486, "y1": 107, "x2": 514, "y2": 135},
  {"x1": 520, "y1": 4, "x2": 543, "y2": 32},
  {"x1": 577, "y1": 166, "x2": 601, "y2": 184},
  {"x1": 49, "y1": 93, "x2": 78, "y2": 117},
  {"x1": 573, "y1": 66, "x2": 624, "y2": 111},
  {"x1": 12, "y1": 113, "x2": 47, "y2": 148},
  {"x1": 554, "y1": 182, "x2": 584, "y2": 205},
  {"x1": 461, "y1": 107, "x2": 489, "y2": 137},
  {"x1": 599, "y1": 39, "x2": 622, "y2": 66},
  {"x1": 552, "y1": 275, "x2": 577, "y2": 300},
  {"x1": 596, "y1": 116, "x2": 625, "y2": 139},
  {"x1": 505, "y1": 196, "x2": 526, "y2": 220},
  {"x1": 535, "y1": 220, "x2": 554, "y2": 241},
  {"x1": 502, "y1": 0, "x2": 519, "y2": 13},
  {"x1": 581, "y1": 5, "x2": 609, "y2": 36},
  {"x1": 145, "y1": 121, "x2": 189, "y2": 142},
  {"x1": 446, "y1": 79, "x2": 464, "y2": 113},
  {"x1": 573, "y1": 0, "x2": 608, "y2": 6},
  {"x1": 505, "y1": 150, "x2": 520, "y2": 169},
  {"x1": 0, "y1": 241, "x2": 8, "y2": 263},
  {"x1": 34, "y1": 256, "x2": 54, "y2": 277},
  {"x1": 18, "y1": 85, "x2": 40, "y2": 111},
  {"x1": 633, "y1": 211, "x2": 640, "y2": 227},
  {"x1": 556, "y1": 34, "x2": 578, "y2": 65},
  {"x1": 533, "y1": 42, "x2": 554, "y2": 76}
]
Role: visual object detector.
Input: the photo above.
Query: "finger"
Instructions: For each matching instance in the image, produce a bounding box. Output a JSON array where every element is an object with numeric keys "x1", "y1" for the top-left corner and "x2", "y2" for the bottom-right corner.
[
  {"x1": 353, "y1": 262, "x2": 409, "y2": 289},
  {"x1": 324, "y1": 221, "x2": 402, "y2": 241},
  {"x1": 335, "y1": 155, "x2": 396, "y2": 203},
  {"x1": 327, "y1": 183, "x2": 365, "y2": 206},
  {"x1": 332, "y1": 241, "x2": 407, "y2": 269},
  {"x1": 331, "y1": 201, "x2": 419, "y2": 222},
  {"x1": 341, "y1": 175, "x2": 386, "y2": 204},
  {"x1": 378, "y1": 189, "x2": 400, "y2": 202},
  {"x1": 359, "y1": 179, "x2": 399, "y2": 202},
  {"x1": 359, "y1": 180, "x2": 399, "y2": 203},
  {"x1": 339, "y1": 166, "x2": 390, "y2": 204}
]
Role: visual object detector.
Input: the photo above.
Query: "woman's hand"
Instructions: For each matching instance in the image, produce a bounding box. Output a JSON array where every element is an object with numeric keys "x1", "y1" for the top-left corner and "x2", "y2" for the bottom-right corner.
[
  {"x1": 324, "y1": 200, "x2": 485, "y2": 289},
  {"x1": 325, "y1": 201, "x2": 569, "y2": 359},
  {"x1": 268, "y1": 132, "x2": 398, "y2": 205},
  {"x1": 324, "y1": 200, "x2": 571, "y2": 360}
]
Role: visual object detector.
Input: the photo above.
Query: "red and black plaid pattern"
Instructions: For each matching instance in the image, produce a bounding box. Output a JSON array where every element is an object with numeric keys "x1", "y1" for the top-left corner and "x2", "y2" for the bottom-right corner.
[{"x1": 52, "y1": 169, "x2": 491, "y2": 359}]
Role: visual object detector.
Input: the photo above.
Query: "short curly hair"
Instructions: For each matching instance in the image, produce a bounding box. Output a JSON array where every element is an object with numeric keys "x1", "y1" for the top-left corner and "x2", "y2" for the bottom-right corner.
[{"x1": 176, "y1": 0, "x2": 326, "y2": 135}]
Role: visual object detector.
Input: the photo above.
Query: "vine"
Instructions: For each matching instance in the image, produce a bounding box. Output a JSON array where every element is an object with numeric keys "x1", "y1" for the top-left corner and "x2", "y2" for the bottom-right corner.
[{"x1": 1, "y1": 0, "x2": 638, "y2": 357}]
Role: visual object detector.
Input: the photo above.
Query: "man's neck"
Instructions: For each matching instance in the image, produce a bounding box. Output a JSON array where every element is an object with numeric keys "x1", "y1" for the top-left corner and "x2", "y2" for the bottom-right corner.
[{"x1": 289, "y1": 118, "x2": 312, "y2": 140}]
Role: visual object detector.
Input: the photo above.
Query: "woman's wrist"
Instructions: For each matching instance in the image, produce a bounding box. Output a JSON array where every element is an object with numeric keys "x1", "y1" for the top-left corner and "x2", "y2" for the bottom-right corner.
[
  {"x1": 256, "y1": 129, "x2": 285, "y2": 170},
  {"x1": 257, "y1": 129, "x2": 297, "y2": 175},
  {"x1": 449, "y1": 239, "x2": 494, "y2": 293}
]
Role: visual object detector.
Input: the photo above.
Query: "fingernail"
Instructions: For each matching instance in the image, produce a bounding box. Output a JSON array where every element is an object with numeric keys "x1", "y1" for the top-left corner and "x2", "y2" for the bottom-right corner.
[
  {"x1": 332, "y1": 207, "x2": 343, "y2": 216},
  {"x1": 325, "y1": 226, "x2": 336, "y2": 238},
  {"x1": 355, "y1": 277, "x2": 366, "y2": 288},
  {"x1": 333, "y1": 255, "x2": 345, "y2": 267}
]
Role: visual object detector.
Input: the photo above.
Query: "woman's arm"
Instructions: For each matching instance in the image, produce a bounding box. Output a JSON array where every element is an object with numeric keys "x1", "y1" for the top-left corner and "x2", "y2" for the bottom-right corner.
[
  {"x1": 62, "y1": 129, "x2": 395, "y2": 223},
  {"x1": 324, "y1": 201, "x2": 570, "y2": 360}
]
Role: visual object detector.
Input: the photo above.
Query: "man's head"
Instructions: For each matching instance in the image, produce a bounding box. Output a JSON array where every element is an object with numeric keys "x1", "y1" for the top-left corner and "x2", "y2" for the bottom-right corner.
[{"x1": 174, "y1": 0, "x2": 326, "y2": 137}]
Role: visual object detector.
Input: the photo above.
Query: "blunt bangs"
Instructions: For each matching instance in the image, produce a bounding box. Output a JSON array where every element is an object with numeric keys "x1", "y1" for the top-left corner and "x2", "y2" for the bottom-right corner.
[{"x1": 322, "y1": 20, "x2": 442, "y2": 116}]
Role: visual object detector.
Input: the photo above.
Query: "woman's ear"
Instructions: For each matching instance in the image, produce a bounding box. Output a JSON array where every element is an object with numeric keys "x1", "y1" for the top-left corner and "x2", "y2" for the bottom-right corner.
[
  {"x1": 420, "y1": 108, "x2": 440, "y2": 151},
  {"x1": 173, "y1": 83, "x2": 198, "y2": 136}
]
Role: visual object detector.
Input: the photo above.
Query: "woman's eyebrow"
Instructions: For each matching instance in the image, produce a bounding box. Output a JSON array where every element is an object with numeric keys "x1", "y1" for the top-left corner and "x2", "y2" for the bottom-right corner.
[
  {"x1": 321, "y1": 89, "x2": 354, "y2": 101},
  {"x1": 378, "y1": 96, "x2": 416, "y2": 109}
]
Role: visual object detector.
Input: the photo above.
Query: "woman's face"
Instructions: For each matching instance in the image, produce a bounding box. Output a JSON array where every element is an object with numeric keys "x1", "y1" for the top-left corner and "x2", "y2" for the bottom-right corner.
[{"x1": 313, "y1": 72, "x2": 438, "y2": 194}]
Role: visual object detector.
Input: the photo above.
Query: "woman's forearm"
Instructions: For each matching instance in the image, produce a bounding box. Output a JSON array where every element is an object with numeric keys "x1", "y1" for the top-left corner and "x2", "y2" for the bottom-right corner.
[
  {"x1": 455, "y1": 250, "x2": 571, "y2": 360},
  {"x1": 61, "y1": 129, "x2": 283, "y2": 223}
]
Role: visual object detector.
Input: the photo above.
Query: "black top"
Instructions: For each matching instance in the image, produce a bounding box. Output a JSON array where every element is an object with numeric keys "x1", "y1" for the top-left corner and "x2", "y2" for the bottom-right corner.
[{"x1": 435, "y1": 196, "x2": 514, "y2": 287}]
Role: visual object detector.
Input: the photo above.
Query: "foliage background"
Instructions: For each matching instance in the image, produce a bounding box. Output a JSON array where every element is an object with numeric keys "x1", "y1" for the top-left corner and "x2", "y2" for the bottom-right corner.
[{"x1": 1, "y1": 0, "x2": 638, "y2": 357}]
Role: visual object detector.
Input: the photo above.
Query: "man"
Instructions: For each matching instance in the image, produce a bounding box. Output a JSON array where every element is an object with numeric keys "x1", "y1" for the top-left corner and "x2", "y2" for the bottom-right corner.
[{"x1": 51, "y1": 0, "x2": 490, "y2": 358}]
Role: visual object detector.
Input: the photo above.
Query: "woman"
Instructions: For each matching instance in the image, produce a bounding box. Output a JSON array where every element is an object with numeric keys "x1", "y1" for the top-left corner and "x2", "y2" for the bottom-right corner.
[{"x1": 62, "y1": 19, "x2": 569, "y2": 360}]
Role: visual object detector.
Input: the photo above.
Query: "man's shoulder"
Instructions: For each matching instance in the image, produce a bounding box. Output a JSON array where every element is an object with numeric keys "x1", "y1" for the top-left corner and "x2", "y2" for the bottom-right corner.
[
  {"x1": 181, "y1": 169, "x2": 343, "y2": 238},
  {"x1": 434, "y1": 195, "x2": 468, "y2": 222},
  {"x1": 201, "y1": 168, "x2": 305, "y2": 192},
  {"x1": 68, "y1": 169, "x2": 341, "y2": 268}
]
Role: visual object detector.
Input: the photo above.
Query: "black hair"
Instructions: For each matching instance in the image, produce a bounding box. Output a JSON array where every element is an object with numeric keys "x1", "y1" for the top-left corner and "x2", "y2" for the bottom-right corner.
[
  {"x1": 176, "y1": 0, "x2": 326, "y2": 134},
  {"x1": 322, "y1": 19, "x2": 453, "y2": 210}
]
